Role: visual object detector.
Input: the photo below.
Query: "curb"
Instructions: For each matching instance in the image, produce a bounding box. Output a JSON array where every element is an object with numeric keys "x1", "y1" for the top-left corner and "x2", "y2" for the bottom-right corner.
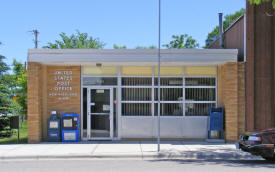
[
  {"x1": 0, "y1": 153, "x2": 261, "y2": 160},
  {"x1": 0, "y1": 154, "x2": 162, "y2": 160}
]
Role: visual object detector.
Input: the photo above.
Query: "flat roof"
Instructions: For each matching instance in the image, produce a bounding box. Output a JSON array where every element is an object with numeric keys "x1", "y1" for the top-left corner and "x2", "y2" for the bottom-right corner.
[{"x1": 28, "y1": 49, "x2": 238, "y2": 66}]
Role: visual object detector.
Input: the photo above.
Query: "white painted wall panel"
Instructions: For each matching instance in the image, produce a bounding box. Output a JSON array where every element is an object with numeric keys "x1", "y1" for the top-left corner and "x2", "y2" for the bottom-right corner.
[
  {"x1": 121, "y1": 117, "x2": 208, "y2": 139},
  {"x1": 121, "y1": 117, "x2": 154, "y2": 138},
  {"x1": 152, "y1": 118, "x2": 183, "y2": 138},
  {"x1": 181, "y1": 117, "x2": 208, "y2": 138}
]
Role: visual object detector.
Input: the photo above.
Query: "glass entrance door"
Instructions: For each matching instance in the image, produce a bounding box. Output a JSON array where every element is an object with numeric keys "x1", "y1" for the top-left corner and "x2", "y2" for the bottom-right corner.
[{"x1": 87, "y1": 88, "x2": 113, "y2": 140}]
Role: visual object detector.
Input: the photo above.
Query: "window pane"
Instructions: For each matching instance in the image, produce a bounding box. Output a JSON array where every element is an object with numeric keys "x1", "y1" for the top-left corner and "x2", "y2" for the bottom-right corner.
[
  {"x1": 122, "y1": 88, "x2": 151, "y2": 101},
  {"x1": 122, "y1": 103, "x2": 151, "y2": 116},
  {"x1": 122, "y1": 78, "x2": 152, "y2": 86},
  {"x1": 185, "y1": 103, "x2": 215, "y2": 116},
  {"x1": 185, "y1": 88, "x2": 215, "y2": 101},
  {"x1": 154, "y1": 103, "x2": 183, "y2": 116},
  {"x1": 83, "y1": 77, "x2": 117, "y2": 86},
  {"x1": 154, "y1": 78, "x2": 182, "y2": 86},
  {"x1": 155, "y1": 88, "x2": 183, "y2": 101},
  {"x1": 185, "y1": 78, "x2": 215, "y2": 86}
]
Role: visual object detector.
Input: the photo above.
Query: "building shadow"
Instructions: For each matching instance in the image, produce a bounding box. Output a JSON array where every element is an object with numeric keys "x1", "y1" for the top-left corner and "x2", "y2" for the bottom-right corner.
[{"x1": 148, "y1": 158, "x2": 275, "y2": 168}]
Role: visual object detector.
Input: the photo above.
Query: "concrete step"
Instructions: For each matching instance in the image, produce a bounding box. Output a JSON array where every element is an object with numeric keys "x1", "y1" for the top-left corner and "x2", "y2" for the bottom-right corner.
[{"x1": 206, "y1": 139, "x2": 225, "y2": 143}]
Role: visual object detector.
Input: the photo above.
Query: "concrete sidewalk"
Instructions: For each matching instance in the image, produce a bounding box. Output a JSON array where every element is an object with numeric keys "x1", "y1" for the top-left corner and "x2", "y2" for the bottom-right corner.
[{"x1": 0, "y1": 141, "x2": 262, "y2": 160}]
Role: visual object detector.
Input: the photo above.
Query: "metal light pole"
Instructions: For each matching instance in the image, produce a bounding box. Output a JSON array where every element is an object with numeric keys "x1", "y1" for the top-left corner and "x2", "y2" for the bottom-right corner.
[{"x1": 157, "y1": 0, "x2": 161, "y2": 152}]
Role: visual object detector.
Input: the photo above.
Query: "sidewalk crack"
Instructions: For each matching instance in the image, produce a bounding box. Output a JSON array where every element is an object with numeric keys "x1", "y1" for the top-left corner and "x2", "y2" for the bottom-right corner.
[
  {"x1": 91, "y1": 143, "x2": 99, "y2": 155},
  {"x1": 139, "y1": 141, "x2": 143, "y2": 159}
]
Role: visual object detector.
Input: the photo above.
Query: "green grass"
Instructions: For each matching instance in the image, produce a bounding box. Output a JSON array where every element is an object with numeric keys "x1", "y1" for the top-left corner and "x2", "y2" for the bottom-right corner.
[{"x1": 0, "y1": 121, "x2": 28, "y2": 144}]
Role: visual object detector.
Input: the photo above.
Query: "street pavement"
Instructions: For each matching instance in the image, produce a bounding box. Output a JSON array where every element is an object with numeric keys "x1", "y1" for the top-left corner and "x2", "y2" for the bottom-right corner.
[
  {"x1": 1, "y1": 159, "x2": 275, "y2": 172},
  {"x1": 0, "y1": 141, "x2": 264, "y2": 160}
]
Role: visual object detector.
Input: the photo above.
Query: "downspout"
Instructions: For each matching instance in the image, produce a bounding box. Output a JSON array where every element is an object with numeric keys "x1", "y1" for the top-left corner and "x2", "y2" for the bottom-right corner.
[{"x1": 244, "y1": 13, "x2": 247, "y2": 62}]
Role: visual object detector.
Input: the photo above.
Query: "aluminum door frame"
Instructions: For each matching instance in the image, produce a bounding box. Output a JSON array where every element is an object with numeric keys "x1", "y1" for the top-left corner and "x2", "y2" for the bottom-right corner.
[{"x1": 87, "y1": 86, "x2": 113, "y2": 140}]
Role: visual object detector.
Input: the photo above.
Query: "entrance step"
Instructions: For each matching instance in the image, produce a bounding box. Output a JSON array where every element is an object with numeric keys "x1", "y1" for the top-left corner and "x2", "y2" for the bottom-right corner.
[{"x1": 206, "y1": 139, "x2": 225, "y2": 143}]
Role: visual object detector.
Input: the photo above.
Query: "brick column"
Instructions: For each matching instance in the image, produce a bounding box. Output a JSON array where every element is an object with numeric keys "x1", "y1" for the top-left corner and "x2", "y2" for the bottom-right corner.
[
  {"x1": 237, "y1": 63, "x2": 245, "y2": 135},
  {"x1": 220, "y1": 62, "x2": 240, "y2": 142},
  {"x1": 27, "y1": 62, "x2": 42, "y2": 143}
]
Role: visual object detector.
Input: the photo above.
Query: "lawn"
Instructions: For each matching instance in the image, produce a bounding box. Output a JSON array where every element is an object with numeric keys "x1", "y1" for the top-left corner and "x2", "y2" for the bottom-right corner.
[{"x1": 0, "y1": 121, "x2": 28, "y2": 144}]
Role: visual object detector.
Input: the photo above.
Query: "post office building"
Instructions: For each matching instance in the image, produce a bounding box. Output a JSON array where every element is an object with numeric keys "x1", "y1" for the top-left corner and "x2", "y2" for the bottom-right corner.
[{"x1": 27, "y1": 49, "x2": 245, "y2": 143}]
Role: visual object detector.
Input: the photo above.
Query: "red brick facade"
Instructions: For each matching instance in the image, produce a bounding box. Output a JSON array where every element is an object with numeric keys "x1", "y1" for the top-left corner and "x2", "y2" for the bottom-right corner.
[
  {"x1": 28, "y1": 63, "x2": 81, "y2": 143},
  {"x1": 218, "y1": 62, "x2": 245, "y2": 141}
]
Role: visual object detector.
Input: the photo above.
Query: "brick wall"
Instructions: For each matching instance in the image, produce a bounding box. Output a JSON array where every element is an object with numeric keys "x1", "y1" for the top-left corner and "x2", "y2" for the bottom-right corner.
[
  {"x1": 28, "y1": 64, "x2": 81, "y2": 142},
  {"x1": 218, "y1": 62, "x2": 245, "y2": 142},
  {"x1": 238, "y1": 63, "x2": 245, "y2": 135},
  {"x1": 27, "y1": 62, "x2": 42, "y2": 143},
  {"x1": 43, "y1": 66, "x2": 81, "y2": 141}
]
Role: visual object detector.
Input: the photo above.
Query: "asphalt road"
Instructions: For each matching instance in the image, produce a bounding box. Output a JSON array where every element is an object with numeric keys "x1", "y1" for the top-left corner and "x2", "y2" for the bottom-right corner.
[{"x1": 1, "y1": 158, "x2": 275, "y2": 172}]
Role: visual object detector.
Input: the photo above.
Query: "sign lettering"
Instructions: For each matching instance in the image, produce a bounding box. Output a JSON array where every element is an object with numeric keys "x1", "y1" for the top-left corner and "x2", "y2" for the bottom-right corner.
[{"x1": 49, "y1": 70, "x2": 77, "y2": 100}]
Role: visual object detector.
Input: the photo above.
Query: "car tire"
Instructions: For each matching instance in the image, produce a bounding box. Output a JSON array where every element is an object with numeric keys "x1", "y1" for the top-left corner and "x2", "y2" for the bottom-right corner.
[{"x1": 262, "y1": 155, "x2": 275, "y2": 161}]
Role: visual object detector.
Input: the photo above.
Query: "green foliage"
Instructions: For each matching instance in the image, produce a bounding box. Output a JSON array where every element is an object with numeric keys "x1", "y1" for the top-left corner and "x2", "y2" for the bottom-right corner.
[
  {"x1": 11, "y1": 60, "x2": 27, "y2": 116},
  {"x1": 0, "y1": 117, "x2": 10, "y2": 131},
  {"x1": 205, "y1": 8, "x2": 246, "y2": 48},
  {"x1": 113, "y1": 44, "x2": 157, "y2": 49},
  {"x1": 163, "y1": 34, "x2": 199, "y2": 49},
  {"x1": 248, "y1": 0, "x2": 275, "y2": 8},
  {"x1": 0, "y1": 55, "x2": 10, "y2": 75},
  {"x1": 0, "y1": 56, "x2": 21, "y2": 114},
  {"x1": 135, "y1": 45, "x2": 156, "y2": 49},
  {"x1": 43, "y1": 30, "x2": 105, "y2": 49},
  {"x1": 13, "y1": 60, "x2": 25, "y2": 76},
  {"x1": 0, "y1": 121, "x2": 28, "y2": 144},
  {"x1": 113, "y1": 44, "x2": 127, "y2": 49},
  {"x1": 0, "y1": 116, "x2": 11, "y2": 138}
]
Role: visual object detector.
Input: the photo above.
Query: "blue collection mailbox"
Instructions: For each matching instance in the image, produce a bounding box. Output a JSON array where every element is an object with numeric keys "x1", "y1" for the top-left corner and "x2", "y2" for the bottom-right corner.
[
  {"x1": 61, "y1": 113, "x2": 79, "y2": 142},
  {"x1": 47, "y1": 111, "x2": 61, "y2": 142},
  {"x1": 208, "y1": 107, "x2": 224, "y2": 139}
]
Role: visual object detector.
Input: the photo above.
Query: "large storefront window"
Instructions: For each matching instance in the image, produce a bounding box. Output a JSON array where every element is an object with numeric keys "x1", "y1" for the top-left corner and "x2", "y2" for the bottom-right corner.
[
  {"x1": 154, "y1": 103, "x2": 183, "y2": 116},
  {"x1": 121, "y1": 77, "x2": 152, "y2": 116},
  {"x1": 185, "y1": 103, "x2": 215, "y2": 116},
  {"x1": 83, "y1": 77, "x2": 117, "y2": 86},
  {"x1": 154, "y1": 88, "x2": 182, "y2": 101},
  {"x1": 154, "y1": 78, "x2": 183, "y2": 86},
  {"x1": 185, "y1": 78, "x2": 215, "y2": 86},
  {"x1": 122, "y1": 77, "x2": 151, "y2": 86},
  {"x1": 185, "y1": 77, "x2": 216, "y2": 116},
  {"x1": 185, "y1": 88, "x2": 215, "y2": 101},
  {"x1": 122, "y1": 88, "x2": 151, "y2": 101},
  {"x1": 83, "y1": 70, "x2": 216, "y2": 117},
  {"x1": 122, "y1": 103, "x2": 151, "y2": 116}
]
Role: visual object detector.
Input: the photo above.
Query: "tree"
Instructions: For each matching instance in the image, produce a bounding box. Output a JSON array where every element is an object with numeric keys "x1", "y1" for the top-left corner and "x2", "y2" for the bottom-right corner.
[
  {"x1": 0, "y1": 56, "x2": 9, "y2": 75},
  {"x1": 0, "y1": 55, "x2": 21, "y2": 114},
  {"x1": 135, "y1": 45, "x2": 156, "y2": 49},
  {"x1": 43, "y1": 30, "x2": 105, "y2": 49},
  {"x1": 205, "y1": 8, "x2": 246, "y2": 48},
  {"x1": 163, "y1": 34, "x2": 199, "y2": 49},
  {"x1": 113, "y1": 44, "x2": 127, "y2": 49},
  {"x1": 12, "y1": 60, "x2": 27, "y2": 118},
  {"x1": 113, "y1": 44, "x2": 157, "y2": 49},
  {"x1": 248, "y1": 0, "x2": 275, "y2": 8}
]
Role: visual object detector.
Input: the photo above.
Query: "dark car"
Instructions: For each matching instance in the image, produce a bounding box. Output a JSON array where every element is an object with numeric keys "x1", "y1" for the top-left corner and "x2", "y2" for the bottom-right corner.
[{"x1": 237, "y1": 128, "x2": 275, "y2": 161}]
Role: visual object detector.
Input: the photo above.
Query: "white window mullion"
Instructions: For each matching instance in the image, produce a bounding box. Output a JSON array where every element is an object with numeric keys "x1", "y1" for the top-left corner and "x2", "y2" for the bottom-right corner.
[
  {"x1": 152, "y1": 67, "x2": 155, "y2": 116},
  {"x1": 183, "y1": 66, "x2": 185, "y2": 116},
  {"x1": 117, "y1": 67, "x2": 122, "y2": 139}
]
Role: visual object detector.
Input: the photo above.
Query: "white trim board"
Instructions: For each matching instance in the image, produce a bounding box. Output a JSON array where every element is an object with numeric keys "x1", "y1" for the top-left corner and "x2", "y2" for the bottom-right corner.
[{"x1": 28, "y1": 49, "x2": 238, "y2": 65}]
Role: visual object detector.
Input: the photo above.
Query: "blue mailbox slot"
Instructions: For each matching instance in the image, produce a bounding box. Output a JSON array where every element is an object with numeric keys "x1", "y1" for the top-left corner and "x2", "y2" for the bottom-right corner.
[
  {"x1": 61, "y1": 113, "x2": 79, "y2": 142},
  {"x1": 208, "y1": 107, "x2": 224, "y2": 139}
]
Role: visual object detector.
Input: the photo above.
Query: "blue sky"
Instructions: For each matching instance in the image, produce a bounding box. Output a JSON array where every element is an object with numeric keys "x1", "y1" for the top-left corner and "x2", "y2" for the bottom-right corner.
[{"x1": 0, "y1": 0, "x2": 245, "y2": 66}]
